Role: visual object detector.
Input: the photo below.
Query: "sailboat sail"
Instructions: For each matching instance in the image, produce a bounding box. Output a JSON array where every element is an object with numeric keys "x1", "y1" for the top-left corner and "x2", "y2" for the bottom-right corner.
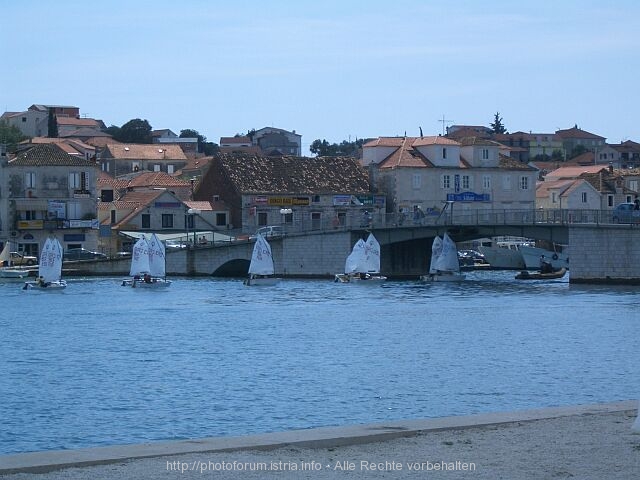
[
  {"x1": 39, "y1": 238, "x2": 63, "y2": 282},
  {"x1": 130, "y1": 236, "x2": 151, "y2": 276},
  {"x1": 345, "y1": 239, "x2": 366, "y2": 274},
  {"x1": 363, "y1": 233, "x2": 381, "y2": 273},
  {"x1": 433, "y1": 233, "x2": 460, "y2": 273},
  {"x1": 0, "y1": 242, "x2": 10, "y2": 265},
  {"x1": 249, "y1": 234, "x2": 275, "y2": 275},
  {"x1": 148, "y1": 233, "x2": 166, "y2": 278},
  {"x1": 429, "y1": 236, "x2": 443, "y2": 274}
]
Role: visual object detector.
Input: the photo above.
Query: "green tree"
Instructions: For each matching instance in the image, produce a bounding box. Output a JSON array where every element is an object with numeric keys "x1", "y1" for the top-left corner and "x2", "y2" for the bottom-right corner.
[
  {"x1": 0, "y1": 120, "x2": 27, "y2": 149},
  {"x1": 490, "y1": 112, "x2": 507, "y2": 134},
  {"x1": 180, "y1": 129, "x2": 218, "y2": 155},
  {"x1": 117, "y1": 118, "x2": 153, "y2": 143},
  {"x1": 310, "y1": 138, "x2": 364, "y2": 156},
  {"x1": 105, "y1": 125, "x2": 121, "y2": 138}
]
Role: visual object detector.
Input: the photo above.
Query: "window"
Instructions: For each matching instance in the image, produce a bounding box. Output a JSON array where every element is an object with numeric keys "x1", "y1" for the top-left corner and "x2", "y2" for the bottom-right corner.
[
  {"x1": 482, "y1": 149, "x2": 489, "y2": 160},
  {"x1": 482, "y1": 175, "x2": 491, "y2": 190},
  {"x1": 167, "y1": 165, "x2": 174, "y2": 174},
  {"x1": 313, "y1": 195, "x2": 320, "y2": 203},
  {"x1": 25, "y1": 172, "x2": 36, "y2": 188},
  {"x1": 257, "y1": 211, "x2": 268, "y2": 226},
  {"x1": 110, "y1": 210, "x2": 116, "y2": 224},
  {"x1": 215, "y1": 213, "x2": 226, "y2": 226},
  {"x1": 520, "y1": 176, "x2": 529, "y2": 190},
  {"x1": 442, "y1": 148, "x2": 447, "y2": 159},
  {"x1": 607, "y1": 195, "x2": 614, "y2": 207},
  {"x1": 552, "y1": 192, "x2": 557, "y2": 203},
  {"x1": 442, "y1": 175, "x2": 451, "y2": 189},
  {"x1": 502, "y1": 175, "x2": 512, "y2": 190},
  {"x1": 462, "y1": 175, "x2": 471, "y2": 190},
  {"x1": 581, "y1": 192, "x2": 587, "y2": 203},
  {"x1": 153, "y1": 164, "x2": 161, "y2": 172},
  {"x1": 141, "y1": 214, "x2": 151, "y2": 229},
  {"x1": 185, "y1": 214, "x2": 194, "y2": 229},
  {"x1": 162, "y1": 214, "x2": 173, "y2": 228},
  {"x1": 69, "y1": 172, "x2": 81, "y2": 189},
  {"x1": 412, "y1": 174, "x2": 421, "y2": 189},
  {"x1": 25, "y1": 210, "x2": 37, "y2": 220}
]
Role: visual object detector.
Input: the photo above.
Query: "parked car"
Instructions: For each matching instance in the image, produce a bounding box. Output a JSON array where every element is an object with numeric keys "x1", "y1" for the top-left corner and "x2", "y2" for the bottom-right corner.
[
  {"x1": 63, "y1": 248, "x2": 108, "y2": 261},
  {"x1": 7, "y1": 251, "x2": 38, "y2": 266},
  {"x1": 250, "y1": 225, "x2": 286, "y2": 240},
  {"x1": 612, "y1": 202, "x2": 640, "y2": 223}
]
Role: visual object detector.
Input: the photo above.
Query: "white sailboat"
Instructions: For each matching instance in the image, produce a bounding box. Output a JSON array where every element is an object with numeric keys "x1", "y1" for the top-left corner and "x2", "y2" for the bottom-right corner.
[
  {"x1": 334, "y1": 233, "x2": 387, "y2": 283},
  {"x1": 23, "y1": 238, "x2": 67, "y2": 290},
  {"x1": 0, "y1": 242, "x2": 29, "y2": 279},
  {"x1": 122, "y1": 234, "x2": 172, "y2": 288},
  {"x1": 245, "y1": 233, "x2": 279, "y2": 286},
  {"x1": 421, "y1": 232, "x2": 465, "y2": 282}
]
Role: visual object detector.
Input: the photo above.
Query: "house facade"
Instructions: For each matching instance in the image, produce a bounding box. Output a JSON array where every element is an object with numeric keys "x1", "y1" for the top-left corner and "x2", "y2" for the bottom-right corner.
[
  {"x1": 97, "y1": 189, "x2": 229, "y2": 254},
  {"x1": 99, "y1": 143, "x2": 188, "y2": 177},
  {"x1": 195, "y1": 153, "x2": 378, "y2": 233},
  {"x1": 0, "y1": 143, "x2": 100, "y2": 256},
  {"x1": 363, "y1": 136, "x2": 537, "y2": 217}
]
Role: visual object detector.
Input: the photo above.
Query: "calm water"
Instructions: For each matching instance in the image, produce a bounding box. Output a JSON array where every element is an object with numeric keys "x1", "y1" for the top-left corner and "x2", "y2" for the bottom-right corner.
[{"x1": 0, "y1": 271, "x2": 638, "y2": 455}]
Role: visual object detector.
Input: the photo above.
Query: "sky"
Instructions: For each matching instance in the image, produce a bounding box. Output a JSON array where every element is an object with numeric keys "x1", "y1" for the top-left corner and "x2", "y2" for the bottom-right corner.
[{"x1": 2, "y1": 0, "x2": 640, "y2": 154}]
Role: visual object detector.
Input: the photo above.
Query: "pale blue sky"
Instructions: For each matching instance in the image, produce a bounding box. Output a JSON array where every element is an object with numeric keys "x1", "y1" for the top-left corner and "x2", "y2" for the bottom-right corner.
[{"x1": 2, "y1": 0, "x2": 639, "y2": 153}]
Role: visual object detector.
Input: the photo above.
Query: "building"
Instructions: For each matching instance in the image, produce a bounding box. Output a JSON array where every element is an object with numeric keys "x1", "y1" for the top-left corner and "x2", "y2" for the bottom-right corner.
[
  {"x1": 219, "y1": 127, "x2": 302, "y2": 156},
  {"x1": 97, "y1": 188, "x2": 229, "y2": 254},
  {"x1": 0, "y1": 143, "x2": 100, "y2": 256},
  {"x1": 98, "y1": 143, "x2": 188, "y2": 177},
  {"x1": 555, "y1": 126, "x2": 606, "y2": 158},
  {"x1": 362, "y1": 136, "x2": 537, "y2": 217},
  {"x1": 196, "y1": 153, "x2": 377, "y2": 232}
]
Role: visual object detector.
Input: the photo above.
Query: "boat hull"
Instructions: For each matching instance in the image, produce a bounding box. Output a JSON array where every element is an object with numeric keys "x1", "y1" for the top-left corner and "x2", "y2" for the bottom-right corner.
[
  {"x1": 122, "y1": 278, "x2": 172, "y2": 288},
  {"x1": 245, "y1": 276, "x2": 280, "y2": 286},
  {"x1": 421, "y1": 272, "x2": 466, "y2": 282},
  {"x1": 519, "y1": 246, "x2": 569, "y2": 270},
  {"x1": 515, "y1": 267, "x2": 567, "y2": 280},
  {"x1": 334, "y1": 273, "x2": 387, "y2": 283},
  {"x1": 23, "y1": 280, "x2": 67, "y2": 291},
  {"x1": 477, "y1": 245, "x2": 526, "y2": 269},
  {"x1": 0, "y1": 268, "x2": 29, "y2": 279}
]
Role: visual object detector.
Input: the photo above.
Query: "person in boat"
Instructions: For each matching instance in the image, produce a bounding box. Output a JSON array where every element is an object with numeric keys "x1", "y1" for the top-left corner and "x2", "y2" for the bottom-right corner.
[
  {"x1": 36, "y1": 276, "x2": 50, "y2": 287},
  {"x1": 143, "y1": 273, "x2": 152, "y2": 284},
  {"x1": 539, "y1": 255, "x2": 553, "y2": 274}
]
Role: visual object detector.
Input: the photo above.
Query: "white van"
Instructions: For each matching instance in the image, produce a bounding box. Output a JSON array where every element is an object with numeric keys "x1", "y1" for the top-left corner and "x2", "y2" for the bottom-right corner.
[{"x1": 250, "y1": 225, "x2": 286, "y2": 240}]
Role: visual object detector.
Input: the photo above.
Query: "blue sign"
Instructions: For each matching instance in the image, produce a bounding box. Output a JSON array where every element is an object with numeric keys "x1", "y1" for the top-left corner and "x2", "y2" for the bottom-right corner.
[{"x1": 446, "y1": 192, "x2": 490, "y2": 202}]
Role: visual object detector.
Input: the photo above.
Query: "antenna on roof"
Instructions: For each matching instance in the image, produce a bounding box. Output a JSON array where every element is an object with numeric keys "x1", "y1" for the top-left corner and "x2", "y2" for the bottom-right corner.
[
  {"x1": 438, "y1": 115, "x2": 453, "y2": 136},
  {"x1": 419, "y1": 126, "x2": 423, "y2": 138}
]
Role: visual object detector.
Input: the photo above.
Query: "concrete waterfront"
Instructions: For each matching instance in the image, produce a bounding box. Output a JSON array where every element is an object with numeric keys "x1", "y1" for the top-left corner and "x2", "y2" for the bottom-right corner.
[{"x1": 1, "y1": 400, "x2": 638, "y2": 479}]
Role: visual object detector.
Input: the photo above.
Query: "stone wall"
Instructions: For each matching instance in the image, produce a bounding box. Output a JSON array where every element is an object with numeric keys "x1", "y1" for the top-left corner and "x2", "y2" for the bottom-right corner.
[{"x1": 569, "y1": 225, "x2": 640, "y2": 284}]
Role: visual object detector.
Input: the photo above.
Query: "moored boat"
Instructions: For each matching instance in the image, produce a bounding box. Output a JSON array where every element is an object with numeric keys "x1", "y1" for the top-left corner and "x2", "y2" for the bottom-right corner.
[{"x1": 515, "y1": 267, "x2": 567, "y2": 280}]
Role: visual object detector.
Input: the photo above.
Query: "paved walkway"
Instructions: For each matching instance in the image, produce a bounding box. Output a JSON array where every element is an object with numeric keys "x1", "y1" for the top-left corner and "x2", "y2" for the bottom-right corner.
[{"x1": 1, "y1": 401, "x2": 639, "y2": 479}]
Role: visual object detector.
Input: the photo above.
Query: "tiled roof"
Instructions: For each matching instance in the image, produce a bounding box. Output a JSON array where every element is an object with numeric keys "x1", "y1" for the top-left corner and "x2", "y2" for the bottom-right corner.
[
  {"x1": 103, "y1": 143, "x2": 187, "y2": 160},
  {"x1": 213, "y1": 153, "x2": 370, "y2": 194},
  {"x1": 535, "y1": 179, "x2": 576, "y2": 198},
  {"x1": 545, "y1": 165, "x2": 607, "y2": 179},
  {"x1": 220, "y1": 136, "x2": 251, "y2": 144},
  {"x1": 126, "y1": 171, "x2": 191, "y2": 188},
  {"x1": 457, "y1": 136, "x2": 502, "y2": 147},
  {"x1": 378, "y1": 137, "x2": 434, "y2": 169},
  {"x1": 498, "y1": 154, "x2": 537, "y2": 171},
  {"x1": 9, "y1": 144, "x2": 98, "y2": 167},
  {"x1": 97, "y1": 200, "x2": 141, "y2": 211},
  {"x1": 555, "y1": 127, "x2": 605, "y2": 140},
  {"x1": 56, "y1": 117, "x2": 100, "y2": 127},
  {"x1": 579, "y1": 172, "x2": 627, "y2": 194}
]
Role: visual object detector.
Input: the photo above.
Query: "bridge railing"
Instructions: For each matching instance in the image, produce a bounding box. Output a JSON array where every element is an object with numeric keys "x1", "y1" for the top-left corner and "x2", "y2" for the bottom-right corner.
[{"x1": 269, "y1": 208, "x2": 617, "y2": 236}]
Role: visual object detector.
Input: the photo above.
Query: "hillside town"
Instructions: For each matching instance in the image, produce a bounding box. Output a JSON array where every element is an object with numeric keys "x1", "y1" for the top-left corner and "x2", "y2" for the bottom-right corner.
[{"x1": 1, "y1": 103, "x2": 639, "y2": 258}]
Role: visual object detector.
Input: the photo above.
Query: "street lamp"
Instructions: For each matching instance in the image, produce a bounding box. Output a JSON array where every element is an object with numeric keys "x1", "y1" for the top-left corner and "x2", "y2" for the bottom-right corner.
[
  {"x1": 188, "y1": 208, "x2": 201, "y2": 246},
  {"x1": 279, "y1": 208, "x2": 292, "y2": 230}
]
